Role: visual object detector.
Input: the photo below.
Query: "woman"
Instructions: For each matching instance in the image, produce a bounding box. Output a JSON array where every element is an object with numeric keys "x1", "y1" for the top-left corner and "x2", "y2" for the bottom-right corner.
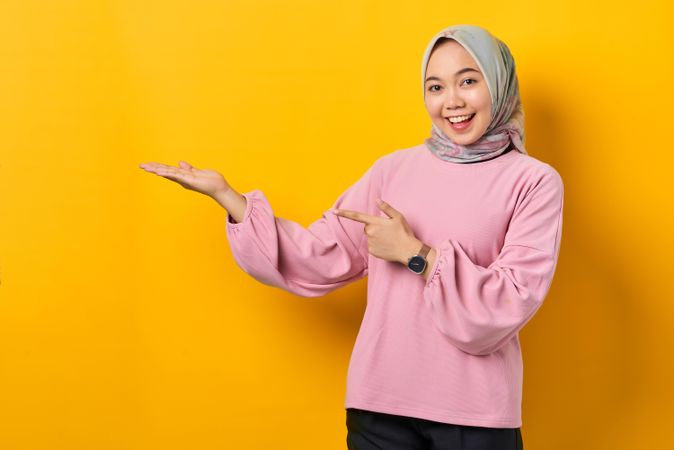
[{"x1": 139, "y1": 24, "x2": 562, "y2": 450}]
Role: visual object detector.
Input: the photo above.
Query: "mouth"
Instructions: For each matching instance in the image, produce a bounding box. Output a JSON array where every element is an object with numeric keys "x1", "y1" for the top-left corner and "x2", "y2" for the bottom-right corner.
[{"x1": 445, "y1": 113, "x2": 476, "y2": 131}]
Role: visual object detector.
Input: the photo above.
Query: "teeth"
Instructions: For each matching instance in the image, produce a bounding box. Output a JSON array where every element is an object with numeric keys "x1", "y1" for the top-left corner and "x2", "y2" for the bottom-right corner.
[{"x1": 448, "y1": 114, "x2": 474, "y2": 123}]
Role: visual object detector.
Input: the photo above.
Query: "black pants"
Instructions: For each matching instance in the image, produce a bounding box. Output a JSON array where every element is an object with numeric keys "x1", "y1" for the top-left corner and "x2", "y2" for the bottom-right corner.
[{"x1": 346, "y1": 408, "x2": 523, "y2": 450}]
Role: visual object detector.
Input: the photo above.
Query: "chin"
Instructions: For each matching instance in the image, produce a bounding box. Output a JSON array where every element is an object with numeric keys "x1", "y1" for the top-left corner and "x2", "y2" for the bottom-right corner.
[
  {"x1": 437, "y1": 119, "x2": 486, "y2": 146},
  {"x1": 438, "y1": 125, "x2": 477, "y2": 145}
]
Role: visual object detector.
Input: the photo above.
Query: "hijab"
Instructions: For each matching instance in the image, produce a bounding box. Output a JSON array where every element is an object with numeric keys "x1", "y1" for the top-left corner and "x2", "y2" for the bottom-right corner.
[{"x1": 421, "y1": 24, "x2": 528, "y2": 163}]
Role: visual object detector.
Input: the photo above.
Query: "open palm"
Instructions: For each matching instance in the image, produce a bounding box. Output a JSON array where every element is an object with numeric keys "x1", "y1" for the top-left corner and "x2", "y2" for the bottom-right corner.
[{"x1": 139, "y1": 160, "x2": 230, "y2": 197}]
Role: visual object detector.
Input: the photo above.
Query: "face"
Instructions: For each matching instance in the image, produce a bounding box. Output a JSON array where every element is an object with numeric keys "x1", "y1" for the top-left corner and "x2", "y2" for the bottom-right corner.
[{"x1": 424, "y1": 39, "x2": 492, "y2": 145}]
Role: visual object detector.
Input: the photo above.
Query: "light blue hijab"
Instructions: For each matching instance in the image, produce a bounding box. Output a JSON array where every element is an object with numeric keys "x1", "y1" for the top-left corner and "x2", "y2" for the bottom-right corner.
[{"x1": 422, "y1": 24, "x2": 527, "y2": 163}]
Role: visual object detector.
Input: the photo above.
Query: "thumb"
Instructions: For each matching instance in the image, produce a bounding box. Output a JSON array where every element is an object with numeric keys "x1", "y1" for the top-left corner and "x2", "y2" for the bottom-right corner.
[
  {"x1": 179, "y1": 160, "x2": 195, "y2": 170},
  {"x1": 377, "y1": 198, "x2": 400, "y2": 219}
]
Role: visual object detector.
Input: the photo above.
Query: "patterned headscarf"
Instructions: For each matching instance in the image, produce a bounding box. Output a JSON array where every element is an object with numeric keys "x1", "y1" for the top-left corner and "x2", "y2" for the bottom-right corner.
[{"x1": 422, "y1": 24, "x2": 527, "y2": 163}]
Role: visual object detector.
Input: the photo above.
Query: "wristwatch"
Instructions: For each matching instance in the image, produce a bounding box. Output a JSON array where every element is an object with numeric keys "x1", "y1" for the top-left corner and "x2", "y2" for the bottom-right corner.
[{"x1": 407, "y1": 243, "x2": 431, "y2": 275}]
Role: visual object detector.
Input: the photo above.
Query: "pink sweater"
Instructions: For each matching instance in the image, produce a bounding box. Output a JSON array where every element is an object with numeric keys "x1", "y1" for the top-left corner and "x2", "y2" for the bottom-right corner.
[{"x1": 225, "y1": 144, "x2": 564, "y2": 428}]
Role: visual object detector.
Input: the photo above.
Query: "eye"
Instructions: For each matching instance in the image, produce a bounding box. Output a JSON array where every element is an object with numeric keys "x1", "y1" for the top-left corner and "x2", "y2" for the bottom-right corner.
[
  {"x1": 427, "y1": 84, "x2": 441, "y2": 92},
  {"x1": 462, "y1": 78, "x2": 477, "y2": 86}
]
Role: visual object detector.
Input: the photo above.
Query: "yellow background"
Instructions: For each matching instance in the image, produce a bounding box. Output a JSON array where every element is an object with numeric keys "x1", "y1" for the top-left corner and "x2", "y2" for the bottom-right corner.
[{"x1": 1, "y1": 1, "x2": 673, "y2": 449}]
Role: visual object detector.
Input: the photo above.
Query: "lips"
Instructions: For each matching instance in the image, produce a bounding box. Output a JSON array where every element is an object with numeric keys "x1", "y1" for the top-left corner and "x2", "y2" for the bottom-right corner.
[
  {"x1": 445, "y1": 113, "x2": 475, "y2": 131},
  {"x1": 445, "y1": 113, "x2": 476, "y2": 123}
]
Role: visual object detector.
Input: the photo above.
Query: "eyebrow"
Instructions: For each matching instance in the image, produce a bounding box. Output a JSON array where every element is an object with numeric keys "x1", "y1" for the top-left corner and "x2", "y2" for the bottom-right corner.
[{"x1": 425, "y1": 67, "x2": 481, "y2": 83}]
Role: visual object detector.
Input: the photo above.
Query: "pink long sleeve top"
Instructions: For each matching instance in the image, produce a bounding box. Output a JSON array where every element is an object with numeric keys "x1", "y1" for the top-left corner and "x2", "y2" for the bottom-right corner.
[{"x1": 224, "y1": 143, "x2": 564, "y2": 428}]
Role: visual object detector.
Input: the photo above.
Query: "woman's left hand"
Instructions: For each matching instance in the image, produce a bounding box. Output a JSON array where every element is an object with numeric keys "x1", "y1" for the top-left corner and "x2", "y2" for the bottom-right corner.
[{"x1": 333, "y1": 199, "x2": 422, "y2": 265}]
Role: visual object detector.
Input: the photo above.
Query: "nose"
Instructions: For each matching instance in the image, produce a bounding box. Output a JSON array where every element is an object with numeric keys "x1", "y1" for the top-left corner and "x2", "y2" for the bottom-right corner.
[{"x1": 442, "y1": 87, "x2": 465, "y2": 110}]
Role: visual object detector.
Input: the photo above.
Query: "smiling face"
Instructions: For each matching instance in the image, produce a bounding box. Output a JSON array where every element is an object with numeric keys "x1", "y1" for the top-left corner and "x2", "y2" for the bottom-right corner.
[{"x1": 424, "y1": 39, "x2": 492, "y2": 146}]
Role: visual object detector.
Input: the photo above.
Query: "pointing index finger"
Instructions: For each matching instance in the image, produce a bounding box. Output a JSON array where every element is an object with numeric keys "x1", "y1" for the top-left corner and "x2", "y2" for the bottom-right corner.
[{"x1": 333, "y1": 208, "x2": 381, "y2": 224}]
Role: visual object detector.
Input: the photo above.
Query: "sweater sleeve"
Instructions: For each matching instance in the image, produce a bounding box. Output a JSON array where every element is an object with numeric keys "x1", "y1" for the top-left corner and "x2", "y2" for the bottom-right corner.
[
  {"x1": 224, "y1": 158, "x2": 382, "y2": 298},
  {"x1": 422, "y1": 166, "x2": 564, "y2": 356}
]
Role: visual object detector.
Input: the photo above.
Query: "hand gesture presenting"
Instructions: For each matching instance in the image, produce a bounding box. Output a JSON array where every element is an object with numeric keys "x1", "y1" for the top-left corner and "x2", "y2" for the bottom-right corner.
[
  {"x1": 333, "y1": 199, "x2": 423, "y2": 265},
  {"x1": 139, "y1": 160, "x2": 231, "y2": 198}
]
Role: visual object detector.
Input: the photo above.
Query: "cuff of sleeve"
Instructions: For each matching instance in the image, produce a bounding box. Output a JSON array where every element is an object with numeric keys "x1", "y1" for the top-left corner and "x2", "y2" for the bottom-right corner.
[{"x1": 225, "y1": 190, "x2": 256, "y2": 232}]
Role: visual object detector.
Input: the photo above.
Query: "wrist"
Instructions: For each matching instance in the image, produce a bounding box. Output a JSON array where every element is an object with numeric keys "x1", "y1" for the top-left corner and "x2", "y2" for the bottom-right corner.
[
  {"x1": 212, "y1": 185, "x2": 232, "y2": 200},
  {"x1": 400, "y1": 237, "x2": 424, "y2": 265},
  {"x1": 212, "y1": 186, "x2": 236, "y2": 206},
  {"x1": 213, "y1": 187, "x2": 247, "y2": 224}
]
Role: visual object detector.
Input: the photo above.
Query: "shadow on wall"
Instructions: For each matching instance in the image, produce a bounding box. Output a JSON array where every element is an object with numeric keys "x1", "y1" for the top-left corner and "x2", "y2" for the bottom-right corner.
[{"x1": 518, "y1": 78, "x2": 647, "y2": 449}]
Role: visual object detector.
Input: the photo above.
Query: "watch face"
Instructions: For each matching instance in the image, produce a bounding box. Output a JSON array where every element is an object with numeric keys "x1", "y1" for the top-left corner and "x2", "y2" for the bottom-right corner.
[{"x1": 408, "y1": 256, "x2": 427, "y2": 274}]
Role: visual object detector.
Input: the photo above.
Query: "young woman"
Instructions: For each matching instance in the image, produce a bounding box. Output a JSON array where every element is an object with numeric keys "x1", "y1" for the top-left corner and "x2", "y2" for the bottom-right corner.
[{"x1": 140, "y1": 24, "x2": 562, "y2": 450}]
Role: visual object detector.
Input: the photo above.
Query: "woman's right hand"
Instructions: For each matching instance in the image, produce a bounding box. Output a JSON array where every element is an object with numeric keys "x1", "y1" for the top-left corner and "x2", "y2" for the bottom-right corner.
[{"x1": 139, "y1": 160, "x2": 232, "y2": 198}]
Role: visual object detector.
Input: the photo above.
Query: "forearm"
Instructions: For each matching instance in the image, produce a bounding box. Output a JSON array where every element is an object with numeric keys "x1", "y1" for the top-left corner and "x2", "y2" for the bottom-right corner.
[{"x1": 212, "y1": 187, "x2": 247, "y2": 223}]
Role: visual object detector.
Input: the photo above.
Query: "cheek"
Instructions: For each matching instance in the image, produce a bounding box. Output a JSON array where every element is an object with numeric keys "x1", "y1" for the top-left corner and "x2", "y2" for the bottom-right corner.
[
  {"x1": 475, "y1": 112, "x2": 492, "y2": 135},
  {"x1": 465, "y1": 91, "x2": 489, "y2": 109},
  {"x1": 470, "y1": 93, "x2": 492, "y2": 126},
  {"x1": 477, "y1": 89, "x2": 492, "y2": 112},
  {"x1": 424, "y1": 97, "x2": 443, "y2": 113}
]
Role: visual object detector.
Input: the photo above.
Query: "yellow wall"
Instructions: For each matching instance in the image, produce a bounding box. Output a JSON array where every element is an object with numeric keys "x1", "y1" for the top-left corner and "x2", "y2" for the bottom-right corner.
[{"x1": 1, "y1": 1, "x2": 672, "y2": 448}]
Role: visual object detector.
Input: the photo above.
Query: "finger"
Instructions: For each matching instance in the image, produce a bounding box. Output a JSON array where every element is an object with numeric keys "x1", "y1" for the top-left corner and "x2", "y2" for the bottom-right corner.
[
  {"x1": 333, "y1": 209, "x2": 381, "y2": 224},
  {"x1": 139, "y1": 162, "x2": 175, "y2": 172},
  {"x1": 158, "y1": 172, "x2": 191, "y2": 186},
  {"x1": 376, "y1": 198, "x2": 401, "y2": 219},
  {"x1": 154, "y1": 166, "x2": 192, "y2": 182},
  {"x1": 179, "y1": 160, "x2": 197, "y2": 170}
]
